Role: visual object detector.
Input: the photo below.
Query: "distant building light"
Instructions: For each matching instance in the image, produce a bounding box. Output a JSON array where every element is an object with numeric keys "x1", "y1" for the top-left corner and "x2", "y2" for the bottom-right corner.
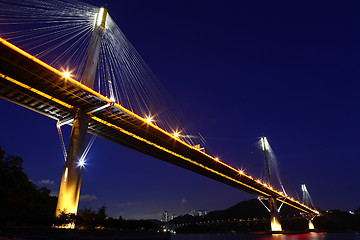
[{"x1": 162, "y1": 211, "x2": 169, "y2": 222}]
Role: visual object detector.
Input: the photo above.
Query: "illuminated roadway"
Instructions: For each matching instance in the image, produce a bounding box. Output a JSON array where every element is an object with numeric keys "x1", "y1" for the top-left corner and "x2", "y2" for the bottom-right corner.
[{"x1": 0, "y1": 37, "x2": 319, "y2": 216}]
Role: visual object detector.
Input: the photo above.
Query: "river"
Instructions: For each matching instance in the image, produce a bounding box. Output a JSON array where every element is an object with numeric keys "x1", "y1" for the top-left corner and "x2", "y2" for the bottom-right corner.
[{"x1": 172, "y1": 232, "x2": 360, "y2": 240}]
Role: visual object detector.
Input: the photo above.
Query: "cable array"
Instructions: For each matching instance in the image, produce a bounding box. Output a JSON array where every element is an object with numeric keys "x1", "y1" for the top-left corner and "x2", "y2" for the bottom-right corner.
[
  {"x1": 259, "y1": 137, "x2": 301, "y2": 201},
  {"x1": 0, "y1": 1, "x2": 317, "y2": 213},
  {"x1": 0, "y1": 0, "x2": 206, "y2": 149}
]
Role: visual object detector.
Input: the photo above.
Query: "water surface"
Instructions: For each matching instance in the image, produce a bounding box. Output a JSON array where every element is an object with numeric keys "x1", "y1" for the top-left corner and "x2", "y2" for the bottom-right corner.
[{"x1": 172, "y1": 233, "x2": 360, "y2": 240}]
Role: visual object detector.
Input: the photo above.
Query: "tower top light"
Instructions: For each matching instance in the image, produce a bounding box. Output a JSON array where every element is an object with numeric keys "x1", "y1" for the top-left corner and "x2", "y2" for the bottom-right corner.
[
  {"x1": 261, "y1": 136, "x2": 269, "y2": 151},
  {"x1": 96, "y1": 7, "x2": 108, "y2": 29}
]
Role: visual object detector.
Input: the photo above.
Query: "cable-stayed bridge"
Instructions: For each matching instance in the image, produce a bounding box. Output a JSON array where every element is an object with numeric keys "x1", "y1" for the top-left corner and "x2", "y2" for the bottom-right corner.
[{"x1": 0, "y1": 0, "x2": 318, "y2": 231}]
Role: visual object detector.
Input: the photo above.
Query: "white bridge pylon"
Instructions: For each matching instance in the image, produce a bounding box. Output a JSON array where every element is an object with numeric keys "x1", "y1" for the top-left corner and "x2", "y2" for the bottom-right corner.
[
  {"x1": 301, "y1": 184, "x2": 317, "y2": 230},
  {"x1": 55, "y1": 7, "x2": 108, "y2": 227},
  {"x1": 259, "y1": 136, "x2": 282, "y2": 232},
  {"x1": 258, "y1": 136, "x2": 318, "y2": 232}
]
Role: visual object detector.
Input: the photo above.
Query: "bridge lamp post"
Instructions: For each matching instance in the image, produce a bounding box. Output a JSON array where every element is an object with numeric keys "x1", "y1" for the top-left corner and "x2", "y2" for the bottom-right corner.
[{"x1": 55, "y1": 7, "x2": 108, "y2": 226}]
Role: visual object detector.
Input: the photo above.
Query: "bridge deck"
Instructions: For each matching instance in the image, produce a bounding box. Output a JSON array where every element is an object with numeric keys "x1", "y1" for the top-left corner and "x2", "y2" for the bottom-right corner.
[{"x1": 0, "y1": 38, "x2": 318, "y2": 216}]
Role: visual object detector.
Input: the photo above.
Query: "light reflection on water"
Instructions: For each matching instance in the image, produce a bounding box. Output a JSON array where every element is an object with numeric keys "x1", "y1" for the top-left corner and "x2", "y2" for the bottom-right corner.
[
  {"x1": 254, "y1": 233, "x2": 326, "y2": 240},
  {"x1": 255, "y1": 233, "x2": 326, "y2": 240},
  {"x1": 172, "y1": 232, "x2": 360, "y2": 240}
]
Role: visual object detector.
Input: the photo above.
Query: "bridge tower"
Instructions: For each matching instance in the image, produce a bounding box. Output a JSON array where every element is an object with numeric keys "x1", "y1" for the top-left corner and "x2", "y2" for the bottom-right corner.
[
  {"x1": 55, "y1": 7, "x2": 108, "y2": 222},
  {"x1": 301, "y1": 184, "x2": 316, "y2": 231},
  {"x1": 261, "y1": 136, "x2": 282, "y2": 232}
]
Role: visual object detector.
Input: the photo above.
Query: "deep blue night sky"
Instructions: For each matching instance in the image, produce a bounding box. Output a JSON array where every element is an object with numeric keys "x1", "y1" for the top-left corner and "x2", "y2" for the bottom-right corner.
[{"x1": 1, "y1": 1, "x2": 360, "y2": 219}]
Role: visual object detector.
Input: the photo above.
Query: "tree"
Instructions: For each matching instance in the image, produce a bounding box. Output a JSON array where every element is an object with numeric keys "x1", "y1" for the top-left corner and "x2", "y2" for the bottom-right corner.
[
  {"x1": 355, "y1": 207, "x2": 360, "y2": 215},
  {"x1": 94, "y1": 205, "x2": 107, "y2": 227},
  {"x1": 53, "y1": 211, "x2": 77, "y2": 228},
  {"x1": 77, "y1": 205, "x2": 108, "y2": 229},
  {"x1": 78, "y1": 207, "x2": 96, "y2": 228},
  {"x1": 0, "y1": 146, "x2": 57, "y2": 227}
]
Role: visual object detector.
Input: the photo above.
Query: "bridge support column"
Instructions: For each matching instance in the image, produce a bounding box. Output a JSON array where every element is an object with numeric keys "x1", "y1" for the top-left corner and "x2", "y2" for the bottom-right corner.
[
  {"x1": 55, "y1": 7, "x2": 107, "y2": 224},
  {"x1": 269, "y1": 197, "x2": 282, "y2": 232},
  {"x1": 261, "y1": 137, "x2": 282, "y2": 232},
  {"x1": 56, "y1": 110, "x2": 89, "y2": 218},
  {"x1": 308, "y1": 220, "x2": 315, "y2": 230}
]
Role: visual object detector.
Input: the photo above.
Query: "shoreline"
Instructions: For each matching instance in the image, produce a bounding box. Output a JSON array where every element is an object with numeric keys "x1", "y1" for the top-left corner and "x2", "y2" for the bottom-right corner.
[{"x1": 0, "y1": 228, "x2": 171, "y2": 240}]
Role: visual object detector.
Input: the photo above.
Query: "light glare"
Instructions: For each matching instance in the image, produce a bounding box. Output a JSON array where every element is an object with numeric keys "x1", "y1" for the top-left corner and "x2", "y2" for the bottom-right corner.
[
  {"x1": 146, "y1": 116, "x2": 153, "y2": 124},
  {"x1": 62, "y1": 70, "x2": 71, "y2": 78},
  {"x1": 78, "y1": 159, "x2": 85, "y2": 167},
  {"x1": 271, "y1": 217, "x2": 282, "y2": 231},
  {"x1": 309, "y1": 220, "x2": 315, "y2": 230}
]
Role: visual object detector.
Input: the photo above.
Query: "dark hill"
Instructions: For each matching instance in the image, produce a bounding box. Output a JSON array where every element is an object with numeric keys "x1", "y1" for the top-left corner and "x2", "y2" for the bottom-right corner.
[
  {"x1": 206, "y1": 198, "x2": 301, "y2": 221},
  {"x1": 169, "y1": 198, "x2": 302, "y2": 225},
  {"x1": 205, "y1": 199, "x2": 268, "y2": 220}
]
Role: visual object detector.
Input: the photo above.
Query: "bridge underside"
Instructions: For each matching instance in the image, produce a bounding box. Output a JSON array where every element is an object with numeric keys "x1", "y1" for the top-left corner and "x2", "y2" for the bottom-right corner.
[{"x1": 0, "y1": 39, "x2": 318, "y2": 216}]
